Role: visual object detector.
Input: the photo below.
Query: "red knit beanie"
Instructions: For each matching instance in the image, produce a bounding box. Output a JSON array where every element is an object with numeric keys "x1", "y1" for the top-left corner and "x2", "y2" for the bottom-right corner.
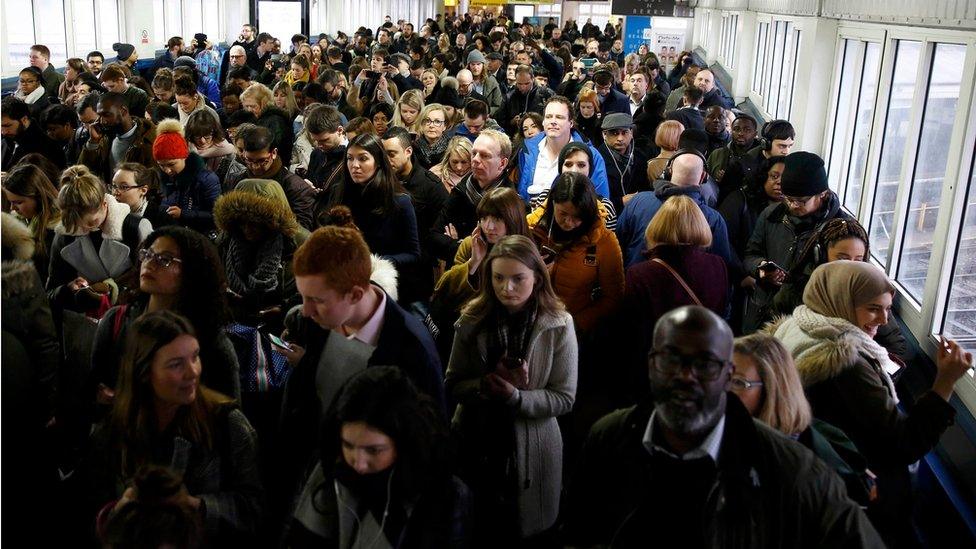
[{"x1": 152, "y1": 119, "x2": 189, "y2": 161}]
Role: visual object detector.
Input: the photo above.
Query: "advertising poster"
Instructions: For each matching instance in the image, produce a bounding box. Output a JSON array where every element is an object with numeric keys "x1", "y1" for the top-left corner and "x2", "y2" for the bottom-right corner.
[
  {"x1": 623, "y1": 16, "x2": 652, "y2": 55},
  {"x1": 654, "y1": 31, "x2": 685, "y2": 73}
]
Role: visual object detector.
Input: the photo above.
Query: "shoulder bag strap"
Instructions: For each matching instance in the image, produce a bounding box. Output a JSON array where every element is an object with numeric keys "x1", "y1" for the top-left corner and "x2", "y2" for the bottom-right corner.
[{"x1": 651, "y1": 258, "x2": 703, "y2": 306}]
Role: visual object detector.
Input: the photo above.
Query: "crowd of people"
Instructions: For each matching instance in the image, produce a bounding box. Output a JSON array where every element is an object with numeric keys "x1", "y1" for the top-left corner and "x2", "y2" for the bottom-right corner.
[{"x1": 2, "y1": 8, "x2": 974, "y2": 549}]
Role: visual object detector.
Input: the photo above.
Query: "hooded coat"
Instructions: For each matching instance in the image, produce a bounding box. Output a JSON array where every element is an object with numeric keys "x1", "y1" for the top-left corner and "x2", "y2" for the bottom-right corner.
[
  {"x1": 78, "y1": 117, "x2": 157, "y2": 184},
  {"x1": 214, "y1": 183, "x2": 300, "y2": 315},
  {"x1": 769, "y1": 307, "x2": 955, "y2": 546}
]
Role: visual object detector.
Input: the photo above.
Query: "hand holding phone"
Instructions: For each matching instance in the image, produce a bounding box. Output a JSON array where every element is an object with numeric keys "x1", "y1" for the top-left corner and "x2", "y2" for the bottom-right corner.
[{"x1": 268, "y1": 333, "x2": 293, "y2": 351}]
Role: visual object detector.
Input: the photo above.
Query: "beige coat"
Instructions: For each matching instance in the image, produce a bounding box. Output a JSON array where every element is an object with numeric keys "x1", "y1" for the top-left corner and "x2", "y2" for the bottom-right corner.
[{"x1": 446, "y1": 309, "x2": 577, "y2": 537}]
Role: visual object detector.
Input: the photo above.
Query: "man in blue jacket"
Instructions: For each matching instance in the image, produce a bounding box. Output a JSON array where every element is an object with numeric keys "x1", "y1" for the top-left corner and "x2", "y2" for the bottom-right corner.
[
  {"x1": 616, "y1": 150, "x2": 733, "y2": 268},
  {"x1": 517, "y1": 95, "x2": 610, "y2": 202}
]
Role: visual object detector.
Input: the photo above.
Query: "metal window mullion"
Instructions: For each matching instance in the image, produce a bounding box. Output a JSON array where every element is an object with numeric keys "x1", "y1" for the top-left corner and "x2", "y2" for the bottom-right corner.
[
  {"x1": 838, "y1": 42, "x2": 868, "y2": 209},
  {"x1": 923, "y1": 41, "x2": 976, "y2": 336},
  {"x1": 888, "y1": 41, "x2": 935, "y2": 294},
  {"x1": 824, "y1": 39, "x2": 849, "y2": 178},
  {"x1": 858, "y1": 33, "x2": 894, "y2": 240}
]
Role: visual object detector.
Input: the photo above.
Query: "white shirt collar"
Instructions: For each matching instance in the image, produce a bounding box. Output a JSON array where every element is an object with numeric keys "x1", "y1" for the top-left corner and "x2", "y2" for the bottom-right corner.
[{"x1": 643, "y1": 408, "x2": 725, "y2": 464}]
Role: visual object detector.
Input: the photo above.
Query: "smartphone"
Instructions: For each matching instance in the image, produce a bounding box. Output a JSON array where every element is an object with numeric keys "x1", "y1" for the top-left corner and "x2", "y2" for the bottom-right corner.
[
  {"x1": 501, "y1": 356, "x2": 523, "y2": 370},
  {"x1": 364, "y1": 70, "x2": 381, "y2": 79},
  {"x1": 268, "y1": 333, "x2": 293, "y2": 351},
  {"x1": 540, "y1": 245, "x2": 558, "y2": 265},
  {"x1": 759, "y1": 261, "x2": 783, "y2": 272}
]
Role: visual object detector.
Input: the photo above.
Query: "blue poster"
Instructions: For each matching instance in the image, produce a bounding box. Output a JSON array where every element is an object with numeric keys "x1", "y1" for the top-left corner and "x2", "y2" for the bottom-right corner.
[{"x1": 623, "y1": 16, "x2": 652, "y2": 55}]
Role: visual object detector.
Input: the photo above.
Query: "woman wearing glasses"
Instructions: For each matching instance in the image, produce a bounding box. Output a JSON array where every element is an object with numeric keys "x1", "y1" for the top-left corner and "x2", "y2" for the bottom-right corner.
[
  {"x1": 111, "y1": 163, "x2": 165, "y2": 227},
  {"x1": 91, "y1": 226, "x2": 241, "y2": 418},
  {"x1": 730, "y1": 333, "x2": 874, "y2": 507},
  {"x1": 412, "y1": 103, "x2": 451, "y2": 169},
  {"x1": 153, "y1": 119, "x2": 222, "y2": 235},
  {"x1": 46, "y1": 167, "x2": 152, "y2": 316},
  {"x1": 14, "y1": 66, "x2": 53, "y2": 117}
]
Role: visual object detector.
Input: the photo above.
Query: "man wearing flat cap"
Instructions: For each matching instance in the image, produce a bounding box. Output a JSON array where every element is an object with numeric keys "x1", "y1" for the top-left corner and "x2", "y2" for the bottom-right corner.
[
  {"x1": 742, "y1": 151, "x2": 851, "y2": 332},
  {"x1": 597, "y1": 113, "x2": 652, "y2": 212}
]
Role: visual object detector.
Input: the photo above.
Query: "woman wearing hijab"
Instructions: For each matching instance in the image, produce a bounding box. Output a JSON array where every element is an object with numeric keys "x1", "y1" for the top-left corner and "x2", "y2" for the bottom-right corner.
[{"x1": 771, "y1": 261, "x2": 972, "y2": 548}]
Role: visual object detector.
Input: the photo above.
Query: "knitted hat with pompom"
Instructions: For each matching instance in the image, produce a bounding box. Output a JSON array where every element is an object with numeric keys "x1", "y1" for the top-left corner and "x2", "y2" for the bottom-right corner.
[{"x1": 152, "y1": 119, "x2": 189, "y2": 161}]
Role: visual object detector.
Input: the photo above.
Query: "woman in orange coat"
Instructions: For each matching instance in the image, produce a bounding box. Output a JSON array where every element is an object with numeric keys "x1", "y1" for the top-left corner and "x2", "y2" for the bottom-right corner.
[{"x1": 527, "y1": 171, "x2": 624, "y2": 334}]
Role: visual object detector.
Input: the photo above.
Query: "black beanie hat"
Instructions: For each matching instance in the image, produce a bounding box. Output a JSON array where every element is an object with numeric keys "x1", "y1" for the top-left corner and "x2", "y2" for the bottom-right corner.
[
  {"x1": 435, "y1": 87, "x2": 464, "y2": 108},
  {"x1": 780, "y1": 151, "x2": 829, "y2": 196},
  {"x1": 113, "y1": 43, "x2": 136, "y2": 61}
]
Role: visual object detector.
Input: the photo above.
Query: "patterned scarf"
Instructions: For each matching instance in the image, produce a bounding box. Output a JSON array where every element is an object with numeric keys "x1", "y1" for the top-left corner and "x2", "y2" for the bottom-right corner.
[
  {"x1": 486, "y1": 302, "x2": 538, "y2": 368},
  {"x1": 224, "y1": 234, "x2": 283, "y2": 296},
  {"x1": 414, "y1": 133, "x2": 450, "y2": 167}
]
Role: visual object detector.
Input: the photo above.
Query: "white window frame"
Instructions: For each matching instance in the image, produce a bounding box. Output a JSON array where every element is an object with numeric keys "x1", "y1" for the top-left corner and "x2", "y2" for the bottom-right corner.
[
  {"x1": 749, "y1": 14, "x2": 804, "y2": 120},
  {"x1": 717, "y1": 11, "x2": 738, "y2": 70},
  {"x1": 823, "y1": 23, "x2": 976, "y2": 415},
  {"x1": 577, "y1": 2, "x2": 611, "y2": 34},
  {"x1": 1, "y1": 0, "x2": 124, "y2": 77}
]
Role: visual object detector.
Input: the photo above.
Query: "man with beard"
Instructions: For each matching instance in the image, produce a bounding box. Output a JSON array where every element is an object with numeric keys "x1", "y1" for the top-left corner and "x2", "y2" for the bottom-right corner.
[
  {"x1": 225, "y1": 125, "x2": 315, "y2": 229},
  {"x1": 707, "y1": 113, "x2": 758, "y2": 186},
  {"x1": 77, "y1": 92, "x2": 156, "y2": 183},
  {"x1": 563, "y1": 306, "x2": 883, "y2": 548}
]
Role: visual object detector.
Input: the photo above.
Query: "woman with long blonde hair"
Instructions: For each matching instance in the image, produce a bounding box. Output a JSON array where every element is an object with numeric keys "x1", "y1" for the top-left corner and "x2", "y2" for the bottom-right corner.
[
  {"x1": 272, "y1": 80, "x2": 300, "y2": 119},
  {"x1": 392, "y1": 88, "x2": 425, "y2": 133},
  {"x1": 429, "y1": 136, "x2": 472, "y2": 193}
]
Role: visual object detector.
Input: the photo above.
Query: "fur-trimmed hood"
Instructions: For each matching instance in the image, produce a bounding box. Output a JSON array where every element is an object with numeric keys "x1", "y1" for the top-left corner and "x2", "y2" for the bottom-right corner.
[
  {"x1": 768, "y1": 305, "x2": 900, "y2": 400},
  {"x1": 370, "y1": 255, "x2": 398, "y2": 301},
  {"x1": 1, "y1": 212, "x2": 35, "y2": 261},
  {"x1": 54, "y1": 194, "x2": 131, "y2": 238},
  {"x1": 213, "y1": 189, "x2": 298, "y2": 238},
  {"x1": 2, "y1": 260, "x2": 42, "y2": 299}
]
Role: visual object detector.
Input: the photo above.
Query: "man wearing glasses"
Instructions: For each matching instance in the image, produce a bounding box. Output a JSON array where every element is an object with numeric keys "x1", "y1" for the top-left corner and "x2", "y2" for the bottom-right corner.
[
  {"x1": 225, "y1": 125, "x2": 315, "y2": 229},
  {"x1": 223, "y1": 45, "x2": 256, "y2": 86},
  {"x1": 564, "y1": 306, "x2": 882, "y2": 547},
  {"x1": 592, "y1": 69, "x2": 630, "y2": 116},
  {"x1": 743, "y1": 151, "x2": 849, "y2": 333}
]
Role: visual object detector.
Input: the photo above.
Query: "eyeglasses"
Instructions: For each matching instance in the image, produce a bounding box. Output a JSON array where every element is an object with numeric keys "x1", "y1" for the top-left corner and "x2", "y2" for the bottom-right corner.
[
  {"x1": 243, "y1": 154, "x2": 275, "y2": 168},
  {"x1": 730, "y1": 376, "x2": 764, "y2": 392},
  {"x1": 783, "y1": 194, "x2": 815, "y2": 206},
  {"x1": 139, "y1": 249, "x2": 183, "y2": 268},
  {"x1": 108, "y1": 183, "x2": 146, "y2": 192},
  {"x1": 648, "y1": 349, "x2": 728, "y2": 381},
  {"x1": 422, "y1": 118, "x2": 445, "y2": 127}
]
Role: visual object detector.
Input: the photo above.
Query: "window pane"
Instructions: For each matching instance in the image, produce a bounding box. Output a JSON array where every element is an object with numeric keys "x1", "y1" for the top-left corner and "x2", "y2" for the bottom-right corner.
[
  {"x1": 73, "y1": 0, "x2": 97, "y2": 55},
  {"x1": 828, "y1": 40, "x2": 858, "y2": 193},
  {"x1": 202, "y1": 0, "x2": 220, "y2": 41},
  {"x1": 777, "y1": 27, "x2": 801, "y2": 119},
  {"x1": 165, "y1": 0, "x2": 183, "y2": 38},
  {"x1": 843, "y1": 42, "x2": 882, "y2": 215},
  {"x1": 753, "y1": 22, "x2": 767, "y2": 94},
  {"x1": 870, "y1": 41, "x2": 922, "y2": 264},
  {"x1": 153, "y1": 0, "x2": 165, "y2": 44},
  {"x1": 35, "y1": 0, "x2": 68, "y2": 66},
  {"x1": 943, "y1": 149, "x2": 976, "y2": 341},
  {"x1": 98, "y1": 0, "x2": 120, "y2": 49},
  {"x1": 896, "y1": 43, "x2": 967, "y2": 301},
  {"x1": 184, "y1": 0, "x2": 203, "y2": 37},
  {"x1": 5, "y1": 0, "x2": 35, "y2": 67}
]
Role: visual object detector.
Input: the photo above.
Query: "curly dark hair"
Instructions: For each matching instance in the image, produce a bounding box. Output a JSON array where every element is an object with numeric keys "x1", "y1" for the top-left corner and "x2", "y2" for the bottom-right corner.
[{"x1": 133, "y1": 226, "x2": 230, "y2": 340}]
